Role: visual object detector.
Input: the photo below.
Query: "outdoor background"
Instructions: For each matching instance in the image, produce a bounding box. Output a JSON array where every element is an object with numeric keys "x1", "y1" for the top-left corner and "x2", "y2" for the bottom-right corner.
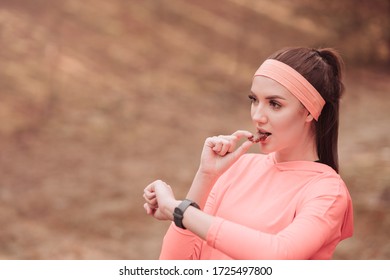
[{"x1": 0, "y1": 0, "x2": 389, "y2": 259}]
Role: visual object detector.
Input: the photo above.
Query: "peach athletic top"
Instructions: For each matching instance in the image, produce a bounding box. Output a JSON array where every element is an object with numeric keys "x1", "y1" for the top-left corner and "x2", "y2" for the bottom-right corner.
[{"x1": 159, "y1": 153, "x2": 354, "y2": 260}]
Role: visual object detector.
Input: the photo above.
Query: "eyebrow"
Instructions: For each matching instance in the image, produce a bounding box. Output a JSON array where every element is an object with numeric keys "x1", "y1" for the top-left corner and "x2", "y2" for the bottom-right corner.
[
  {"x1": 250, "y1": 91, "x2": 287, "y2": 100},
  {"x1": 265, "y1": 95, "x2": 287, "y2": 100}
]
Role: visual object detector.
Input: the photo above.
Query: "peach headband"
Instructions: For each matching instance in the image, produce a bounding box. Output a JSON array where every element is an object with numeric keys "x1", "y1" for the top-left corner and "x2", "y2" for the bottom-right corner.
[{"x1": 254, "y1": 59, "x2": 325, "y2": 121}]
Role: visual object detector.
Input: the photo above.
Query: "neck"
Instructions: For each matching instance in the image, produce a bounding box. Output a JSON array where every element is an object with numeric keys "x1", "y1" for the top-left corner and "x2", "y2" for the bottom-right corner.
[{"x1": 275, "y1": 130, "x2": 318, "y2": 163}]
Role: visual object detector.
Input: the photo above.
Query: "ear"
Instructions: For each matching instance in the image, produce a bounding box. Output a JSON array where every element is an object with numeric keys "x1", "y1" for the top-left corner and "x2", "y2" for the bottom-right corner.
[{"x1": 305, "y1": 112, "x2": 315, "y2": 122}]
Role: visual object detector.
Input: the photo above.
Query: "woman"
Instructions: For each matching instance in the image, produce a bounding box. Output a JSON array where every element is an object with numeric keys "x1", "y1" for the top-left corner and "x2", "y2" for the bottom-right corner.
[{"x1": 143, "y1": 47, "x2": 353, "y2": 259}]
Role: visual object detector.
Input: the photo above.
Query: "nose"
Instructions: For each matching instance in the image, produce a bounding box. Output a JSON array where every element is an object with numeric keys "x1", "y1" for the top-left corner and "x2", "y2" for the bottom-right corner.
[{"x1": 251, "y1": 104, "x2": 268, "y2": 124}]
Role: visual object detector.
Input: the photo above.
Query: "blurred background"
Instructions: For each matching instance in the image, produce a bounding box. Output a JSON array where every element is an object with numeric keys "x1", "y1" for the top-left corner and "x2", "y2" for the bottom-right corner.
[{"x1": 0, "y1": 0, "x2": 389, "y2": 259}]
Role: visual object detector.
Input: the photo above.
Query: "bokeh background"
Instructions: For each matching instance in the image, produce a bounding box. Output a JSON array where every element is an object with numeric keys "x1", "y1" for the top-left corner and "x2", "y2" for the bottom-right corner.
[{"x1": 0, "y1": 0, "x2": 389, "y2": 259}]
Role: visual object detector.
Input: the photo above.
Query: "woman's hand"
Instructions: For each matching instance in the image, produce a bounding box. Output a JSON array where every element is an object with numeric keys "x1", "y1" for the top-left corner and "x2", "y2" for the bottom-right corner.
[
  {"x1": 198, "y1": 130, "x2": 254, "y2": 178},
  {"x1": 143, "y1": 180, "x2": 179, "y2": 221}
]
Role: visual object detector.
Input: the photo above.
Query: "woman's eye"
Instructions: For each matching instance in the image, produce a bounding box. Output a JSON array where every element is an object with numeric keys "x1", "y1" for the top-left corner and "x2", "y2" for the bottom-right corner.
[
  {"x1": 270, "y1": 100, "x2": 281, "y2": 109},
  {"x1": 248, "y1": 94, "x2": 258, "y2": 104}
]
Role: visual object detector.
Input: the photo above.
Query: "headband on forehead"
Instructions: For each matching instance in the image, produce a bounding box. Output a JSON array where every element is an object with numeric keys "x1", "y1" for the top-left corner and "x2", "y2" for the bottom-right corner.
[{"x1": 254, "y1": 59, "x2": 325, "y2": 121}]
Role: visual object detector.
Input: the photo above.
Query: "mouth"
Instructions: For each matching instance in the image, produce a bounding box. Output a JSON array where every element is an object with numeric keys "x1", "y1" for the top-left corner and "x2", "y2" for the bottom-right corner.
[{"x1": 248, "y1": 130, "x2": 272, "y2": 143}]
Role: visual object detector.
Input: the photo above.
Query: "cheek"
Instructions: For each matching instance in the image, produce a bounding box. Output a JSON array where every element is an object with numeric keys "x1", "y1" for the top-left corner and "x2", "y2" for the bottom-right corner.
[
  {"x1": 276, "y1": 118, "x2": 297, "y2": 133},
  {"x1": 274, "y1": 108, "x2": 307, "y2": 132},
  {"x1": 250, "y1": 106, "x2": 257, "y2": 121}
]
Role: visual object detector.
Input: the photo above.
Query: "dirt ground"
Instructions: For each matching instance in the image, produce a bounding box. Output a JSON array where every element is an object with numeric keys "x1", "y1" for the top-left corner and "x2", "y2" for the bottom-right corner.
[{"x1": 0, "y1": 0, "x2": 389, "y2": 259}]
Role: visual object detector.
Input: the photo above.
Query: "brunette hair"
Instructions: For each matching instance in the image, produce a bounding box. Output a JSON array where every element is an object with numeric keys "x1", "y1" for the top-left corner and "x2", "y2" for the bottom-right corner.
[{"x1": 268, "y1": 47, "x2": 345, "y2": 173}]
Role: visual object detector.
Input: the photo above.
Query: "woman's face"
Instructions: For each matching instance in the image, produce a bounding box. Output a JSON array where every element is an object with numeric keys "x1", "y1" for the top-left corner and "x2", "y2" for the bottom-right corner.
[{"x1": 249, "y1": 76, "x2": 314, "y2": 156}]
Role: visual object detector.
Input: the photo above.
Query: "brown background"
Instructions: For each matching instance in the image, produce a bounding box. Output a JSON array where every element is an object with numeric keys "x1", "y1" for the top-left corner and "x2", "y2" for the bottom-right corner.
[{"x1": 0, "y1": 0, "x2": 389, "y2": 259}]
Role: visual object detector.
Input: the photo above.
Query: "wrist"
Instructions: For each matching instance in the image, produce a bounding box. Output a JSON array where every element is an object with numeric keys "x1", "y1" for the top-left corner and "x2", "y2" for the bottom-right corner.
[
  {"x1": 195, "y1": 168, "x2": 219, "y2": 183},
  {"x1": 163, "y1": 199, "x2": 181, "y2": 221}
]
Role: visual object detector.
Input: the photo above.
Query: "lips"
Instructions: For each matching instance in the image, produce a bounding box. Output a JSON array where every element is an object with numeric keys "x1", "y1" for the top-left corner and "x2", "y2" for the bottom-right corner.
[
  {"x1": 248, "y1": 129, "x2": 272, "y2": 143},
  {"x1": 257, "y1": 132, "x2": 271, "y2": 141}
]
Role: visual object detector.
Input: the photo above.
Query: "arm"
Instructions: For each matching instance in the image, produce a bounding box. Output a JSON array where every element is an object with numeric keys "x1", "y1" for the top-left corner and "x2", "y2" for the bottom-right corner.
[
  {"x1": 158, "y1": 208, "x2": 213, "y2": 259},
  {"x1": 155, "y1": 180, "x2": 219, "y2": 260},
  {"x1": 144, "y1": 180, "x2": 215, "y2": 260},
  {"x1": 185, "y1": 170, "x2": 218, "y2": 210},
  {"x1": 149, "y1": 179, "x2": 351, "y2": 260},
  {"x1": 205, "y1": 181, "x2": 352, "y2": 259}
]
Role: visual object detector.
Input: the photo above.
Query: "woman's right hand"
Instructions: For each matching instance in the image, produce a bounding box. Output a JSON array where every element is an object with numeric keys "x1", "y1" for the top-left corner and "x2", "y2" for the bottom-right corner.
[{"x1": 198, "y1": 130, "x2": 254, "y2": 178}]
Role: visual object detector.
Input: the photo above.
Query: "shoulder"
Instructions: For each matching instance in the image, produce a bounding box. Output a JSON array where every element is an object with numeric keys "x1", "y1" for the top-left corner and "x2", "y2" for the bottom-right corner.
[
  {"x1": 300, "y1": 170, "x2": 351, "y2": 209},
  {"x1": 298, "y1": 171, "x2": 354, "y2": 238}
]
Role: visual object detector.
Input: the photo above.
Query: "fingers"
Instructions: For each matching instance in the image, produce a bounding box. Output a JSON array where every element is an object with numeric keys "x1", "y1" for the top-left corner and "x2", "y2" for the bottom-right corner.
[
  {"x1": 144, "y1": 179, "x2": 167, "y2": 195},
  {"x1": 207, "y1": 130, "x2": 253, "y2": 156},
  {"x1": 143, "y1": 180, "x2": 177, "y2": 221},
  {"x1": 144, "y1": 203, "x2": 155, "y2": 215},
  {"x1": 143, "y1": 192, "x2": 158, "y2": 215},
  {"x1": 211, "y1": 136, "x2": 234, "y2": 156},
  {"x1": 232, "y1": 139, "x2": 253, "y2": 158},
  {"x1": 144, "y1": 187, "x2": 156, "y2": 200},
  {"x1": 143, "y1": 185, "x2": 157, "y2": 203},
  {"x1": 143, "y1": 180, "x2": 174, "y2": 216},
  {"x1": 143, "y1": 180, "x2": 162, "y2": 211},
  {"x1": 143, "y1": 192, "x2": 157, "y2": 207},
  {"x1": 232, "y1": 130, "x2": 254, "y2": 139}
]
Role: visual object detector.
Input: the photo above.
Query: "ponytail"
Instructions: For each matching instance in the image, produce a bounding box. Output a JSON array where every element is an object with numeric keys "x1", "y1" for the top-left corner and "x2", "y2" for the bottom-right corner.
[{"x1": 315, "y1": 49, "x2": 345, "y2": 173}]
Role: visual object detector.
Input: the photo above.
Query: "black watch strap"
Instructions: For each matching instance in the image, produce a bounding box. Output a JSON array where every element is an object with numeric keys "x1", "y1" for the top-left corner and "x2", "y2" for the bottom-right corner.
[{"x1": 173, "y1": 199, "x2": 200, "y2": 229}]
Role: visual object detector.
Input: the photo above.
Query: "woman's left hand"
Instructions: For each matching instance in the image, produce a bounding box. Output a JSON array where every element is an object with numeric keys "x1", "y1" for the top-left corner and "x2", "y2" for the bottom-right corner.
[{"x1": 143, "y1": 180, "x2": 178, "y2": 221}]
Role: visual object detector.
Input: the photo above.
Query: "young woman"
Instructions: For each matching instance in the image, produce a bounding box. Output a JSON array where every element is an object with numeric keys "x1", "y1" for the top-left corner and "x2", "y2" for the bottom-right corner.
[{"x1": 143, "y1": 47, "x2": 353, "y2": 259}]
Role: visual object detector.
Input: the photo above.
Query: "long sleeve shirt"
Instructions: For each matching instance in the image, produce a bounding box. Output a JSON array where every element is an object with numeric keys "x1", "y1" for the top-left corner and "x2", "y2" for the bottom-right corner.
[{"x1": 159, "y1": 153, "x2": 353, "y2": 260}]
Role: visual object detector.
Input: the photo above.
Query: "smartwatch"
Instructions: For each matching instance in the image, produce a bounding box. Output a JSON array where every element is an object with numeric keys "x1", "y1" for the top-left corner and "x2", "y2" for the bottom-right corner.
[{"x1": 173, "y1": 199, "x2": 200, "y2": 229}]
